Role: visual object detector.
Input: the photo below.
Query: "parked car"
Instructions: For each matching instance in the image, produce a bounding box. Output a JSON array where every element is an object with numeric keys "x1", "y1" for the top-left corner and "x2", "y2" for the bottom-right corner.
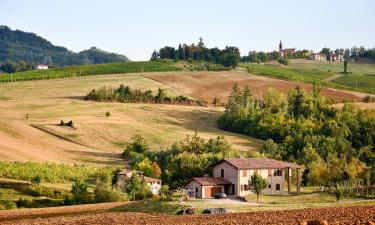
[{"x1": 214, "y1": 192, "x2": 227, "y2": 199}]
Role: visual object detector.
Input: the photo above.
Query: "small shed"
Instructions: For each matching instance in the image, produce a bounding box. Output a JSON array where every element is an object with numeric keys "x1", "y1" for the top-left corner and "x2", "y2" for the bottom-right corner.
[{"x1": 186, "y1": 177, "x2": 231, "y2": 198}]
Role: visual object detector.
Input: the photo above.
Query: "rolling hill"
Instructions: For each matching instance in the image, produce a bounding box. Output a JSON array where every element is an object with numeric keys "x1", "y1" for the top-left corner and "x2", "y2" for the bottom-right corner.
[{"x1": 0, "y1": 25, "x2": 129, "y2": 66}]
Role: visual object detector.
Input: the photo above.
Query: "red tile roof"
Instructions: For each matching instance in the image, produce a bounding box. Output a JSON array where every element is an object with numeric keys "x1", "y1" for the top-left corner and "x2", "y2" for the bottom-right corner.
[
  {"x1": 187, "y1": 177, "x2": 232, "y2": 186},
  {"x1": 116, "y1": 168, "x2": 134, "y2": 175},
  {"x1": 217, "y1": 158, "x2": 303, "y2": 169},
  {"x1": 143, "y1": 176, "x2": 161, "y2": 183}
]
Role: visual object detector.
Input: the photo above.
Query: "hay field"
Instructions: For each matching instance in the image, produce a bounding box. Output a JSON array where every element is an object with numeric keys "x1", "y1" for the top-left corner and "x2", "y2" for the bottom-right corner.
[{"x1": 0, "y1": 73, "x2": 262, "y2": 166}]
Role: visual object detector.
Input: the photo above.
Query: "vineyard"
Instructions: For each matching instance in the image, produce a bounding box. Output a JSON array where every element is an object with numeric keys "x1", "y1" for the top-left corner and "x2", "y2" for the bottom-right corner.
[
  {"x1": 333, "y1": 73, "x2": 375, "y2": 93},
  {"x1": 0, "y1": 162, "x2": 118, "y2": 183},
  {"x1": 0, "y1": 61, "x2": 182, "y2": 83},
  {"x1": 247, "y1": 62, "x2": 375, "y2": 94}
]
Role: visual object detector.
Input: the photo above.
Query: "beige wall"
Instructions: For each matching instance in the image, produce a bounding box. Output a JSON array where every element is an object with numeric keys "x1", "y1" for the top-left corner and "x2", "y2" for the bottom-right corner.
[
  {"x1": 238, "y1": 168, "x2": 284, "y2": 196},
  {"x1": 213, "y1": 162, "x2": 238, "y2": 195}
]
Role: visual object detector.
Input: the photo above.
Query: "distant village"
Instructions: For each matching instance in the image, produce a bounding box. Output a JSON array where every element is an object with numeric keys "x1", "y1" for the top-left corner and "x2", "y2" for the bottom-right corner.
[{"x1": 278, "y1": 40, "x2": 344, "y2": 62}]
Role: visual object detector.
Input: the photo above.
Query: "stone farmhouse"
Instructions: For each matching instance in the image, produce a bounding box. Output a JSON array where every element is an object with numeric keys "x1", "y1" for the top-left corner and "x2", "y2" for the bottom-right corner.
[
  {"x1": 116, "y1": 168, "x2": 161, "y2": 195},
  {"x1": 186, "y1": 158, "x2": 303, "y2": 199},
  {"x1": 279, "y1": 40, "x2": 296, "y2": 58}
]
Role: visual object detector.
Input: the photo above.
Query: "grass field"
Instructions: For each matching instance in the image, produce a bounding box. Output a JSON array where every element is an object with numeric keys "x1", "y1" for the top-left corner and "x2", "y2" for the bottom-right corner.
[
  {"x1": 245, "y1": 59, "x2": 375, "y2": 94},
  {"x1": 0, "y1": 72, "x2": 262, "y2": 165}
]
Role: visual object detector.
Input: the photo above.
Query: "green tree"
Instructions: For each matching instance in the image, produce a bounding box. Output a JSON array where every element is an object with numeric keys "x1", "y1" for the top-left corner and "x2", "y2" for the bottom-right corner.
[
  {"x1": 31, "y1": 175, "x2": 42, "y2": 185},
  {"x1": 249, "y1": 174, "x2": 267, "y2": 203},
  {"x1": 124, "y1": 174, "x2": 152, "y2": 200},
  {"x1": 71, "y1": 180, "x2": 90, "y2": 204}
]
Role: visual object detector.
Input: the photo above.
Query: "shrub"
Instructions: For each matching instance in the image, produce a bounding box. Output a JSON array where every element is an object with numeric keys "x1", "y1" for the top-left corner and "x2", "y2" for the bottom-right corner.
[
  {"x1": 105, "y1": 111, "x2": 111, "y2": 118},
  {"x1": 278, "y1": 58, "x2": 290, "y2": 65},
  {"x1": 71, "y1": 180, "x2": 91, "y2": 204},
  {"x1": 31, "y1": 175, "x2": 42, "y2": 185},
  {"x1": 0, "y1": 201, "x2": 17, "y2": 210},
  {"x1": 94, "y1": 182, "x2": 127, "y2": 203}
]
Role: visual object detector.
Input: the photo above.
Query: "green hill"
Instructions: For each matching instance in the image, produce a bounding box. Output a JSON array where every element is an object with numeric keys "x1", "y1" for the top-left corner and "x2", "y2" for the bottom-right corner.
[{"x1": 0, "y1": 25, "x2": 129, "y2": 66}]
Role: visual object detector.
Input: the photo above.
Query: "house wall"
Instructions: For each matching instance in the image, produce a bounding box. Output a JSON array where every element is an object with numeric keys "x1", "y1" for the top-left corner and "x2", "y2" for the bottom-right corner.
[
  {"x1": 186, "y1": 181, "x2": 202, "y2": 198},
  {"x1": 228, "y1": 167, "x2": 285, "y2": 197},
  {"x1": 213, "y1": 162, "x2": 238, "y2": 195}
]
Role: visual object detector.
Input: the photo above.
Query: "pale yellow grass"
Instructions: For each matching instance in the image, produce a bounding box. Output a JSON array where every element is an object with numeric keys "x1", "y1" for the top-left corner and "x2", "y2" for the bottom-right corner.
[{"x1": 0, "y1": 73, "x2": 263, "y2": 166}]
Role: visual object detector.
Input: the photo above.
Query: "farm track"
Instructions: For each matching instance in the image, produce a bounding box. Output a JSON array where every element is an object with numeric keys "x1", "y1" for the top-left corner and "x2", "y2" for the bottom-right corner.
[{"x1": 1, "y1": 204, "x2": 374, "y2": 225}]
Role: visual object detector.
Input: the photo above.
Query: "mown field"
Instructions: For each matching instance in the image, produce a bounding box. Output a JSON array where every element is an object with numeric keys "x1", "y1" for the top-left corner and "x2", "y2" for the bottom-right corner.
[
  {"x1": 245, "y1": 59, "x2": 375, "y2": 94},
  {"x1": 0, "y1": 72, "x2": 262, "y2": 165}
]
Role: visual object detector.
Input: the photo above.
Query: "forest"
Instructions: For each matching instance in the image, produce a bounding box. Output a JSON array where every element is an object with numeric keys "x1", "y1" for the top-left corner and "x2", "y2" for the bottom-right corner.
[
  {"x1": 0, "y1": 26, "x2": 129, "y2": 69},
  {"x1": 218, "y1": 84, "x2": 375, "y2": 186}
]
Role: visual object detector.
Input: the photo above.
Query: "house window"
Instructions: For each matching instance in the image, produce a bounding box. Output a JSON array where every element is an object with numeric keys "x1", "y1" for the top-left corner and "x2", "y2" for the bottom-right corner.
[
  {"x1": 240, "y1": 185, "x2": 244, "y2": 191},
  {"x1": 242, "y1": 170, "x2": 247, "y2": 177},
  {"x1": 274, "y1": 169, "x2": 282, "y2": 176},
  {"x1": 245, "y1": 184, "x2": 251, "y2": 190},
  {"x1": 254, "y1": 169, "x2": 258, "y2": 175},
  {"x1": 221, "y1": 169, "x2": 224, "y2": 177},
  {"x1": 276, "y1": 184, "x2": 281, "y2": 191},
  {"x1": 268, "y1": 169, "x2": 272, "y2": 176},
  {"x1": 268, "y1": 184, "x2": 271, "y2": 188}
]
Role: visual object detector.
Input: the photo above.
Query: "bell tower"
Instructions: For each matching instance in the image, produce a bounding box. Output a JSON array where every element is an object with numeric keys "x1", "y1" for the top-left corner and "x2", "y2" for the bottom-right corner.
[{"x1": 279, "y1": 40, "x2": 283, "y2": 52}]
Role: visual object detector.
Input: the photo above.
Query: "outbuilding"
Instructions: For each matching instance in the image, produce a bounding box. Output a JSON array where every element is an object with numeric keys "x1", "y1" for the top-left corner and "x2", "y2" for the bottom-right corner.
[{"x1": 186, "y1": 177, "x2": 231, "y2": 198}]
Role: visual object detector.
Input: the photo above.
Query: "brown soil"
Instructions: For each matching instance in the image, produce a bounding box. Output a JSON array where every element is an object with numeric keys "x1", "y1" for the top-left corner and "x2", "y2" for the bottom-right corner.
[
  {"x1": 1, "y1": 204, "x2": 374, "y2": 225},
  {"x1": 146, "y1": 71, "x2": 363, "y2": 105}
]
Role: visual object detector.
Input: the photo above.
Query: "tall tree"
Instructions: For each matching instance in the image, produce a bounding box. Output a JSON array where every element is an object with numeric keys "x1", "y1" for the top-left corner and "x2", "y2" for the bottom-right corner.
[{"x1": 249, "y1": 174, "x2": 267, "y2": 203}]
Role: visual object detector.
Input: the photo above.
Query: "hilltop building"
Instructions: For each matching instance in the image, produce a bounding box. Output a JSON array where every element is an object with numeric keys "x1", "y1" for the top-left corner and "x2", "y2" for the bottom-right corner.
[
  {"x1": 186, "y1": 158, "x2": 303, "y2": 199},
  {"x1": 279, "y1": 40, "x2": 296, "y2": 58}
]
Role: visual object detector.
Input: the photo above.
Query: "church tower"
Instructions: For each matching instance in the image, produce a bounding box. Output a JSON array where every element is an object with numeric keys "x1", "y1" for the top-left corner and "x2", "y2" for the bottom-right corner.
[
  {"x1": 279, "y1": 40, "x2": 284, "y2": 58},
  {"x1": 279, "y1": 40, "x2": 283, "y2": 52}
]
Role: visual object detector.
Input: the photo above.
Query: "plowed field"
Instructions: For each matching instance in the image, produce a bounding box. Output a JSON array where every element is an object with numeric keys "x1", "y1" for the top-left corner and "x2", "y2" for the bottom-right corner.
[
  {"x1": 1, "y1": 204, "x2": 374, "y2": 225},
  {"x1": 146, "y1": 71, "x2": 365, "y2": 104}
]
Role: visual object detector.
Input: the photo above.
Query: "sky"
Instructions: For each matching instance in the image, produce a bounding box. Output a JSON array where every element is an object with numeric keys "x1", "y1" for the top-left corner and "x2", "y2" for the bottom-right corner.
[{"x1": 1, "y1": 0, "x2": 374, "y2": 61}]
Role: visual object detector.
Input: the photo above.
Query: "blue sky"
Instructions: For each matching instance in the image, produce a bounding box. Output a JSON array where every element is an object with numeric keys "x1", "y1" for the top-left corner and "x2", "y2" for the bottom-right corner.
[{"x1": 1, "y1": 0, "x2": 374, "y2": 60}]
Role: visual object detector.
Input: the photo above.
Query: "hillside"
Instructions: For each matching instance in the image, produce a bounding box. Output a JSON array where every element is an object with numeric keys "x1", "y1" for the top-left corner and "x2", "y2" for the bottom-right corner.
[
  {"x1": 0, "y1": 26, "x2": 129, "y2": 66},
  {"x1": 0, "y1": 72, "x2": 262, "y2": 165}
]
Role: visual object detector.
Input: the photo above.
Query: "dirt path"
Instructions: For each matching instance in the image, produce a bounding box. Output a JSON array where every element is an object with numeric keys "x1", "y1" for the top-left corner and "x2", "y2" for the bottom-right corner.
[
  {"x1": 324, "y1": 73, "x2": 343, "y2": 81},
  {"x1": 1, "y1": 204, "x2": 374, "y2": 225}
]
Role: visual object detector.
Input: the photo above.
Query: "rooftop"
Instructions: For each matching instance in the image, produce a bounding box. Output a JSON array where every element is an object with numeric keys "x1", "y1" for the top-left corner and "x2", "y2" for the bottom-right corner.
[
  {"x1": 187, "y1": 177, "x2": 232, "y2": 186},
  {"x1": 217, "y1": 158, "x2": 303, "y2": 169}
]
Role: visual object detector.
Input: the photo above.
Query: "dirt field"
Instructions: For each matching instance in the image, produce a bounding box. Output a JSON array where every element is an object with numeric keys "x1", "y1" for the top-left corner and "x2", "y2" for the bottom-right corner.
[
  {"x1": 1, "y1": 203, "x2": 374, "y2": 225},
  {"x1": 146, "y1": 71, "x2": 364, "y2": 104}
]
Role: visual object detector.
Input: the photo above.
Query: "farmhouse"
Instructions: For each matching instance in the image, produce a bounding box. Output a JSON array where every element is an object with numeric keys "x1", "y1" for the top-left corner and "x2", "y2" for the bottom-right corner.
[
  {"x1": 309, "y1": 53, "x2": 327, "y2": 61},
  {"x1": 36, "y1": 64, "x2": 49, "y2": 70},
  {"x1": 116, "y1": 168, "x2": 161, "y2": 195},
  {"x1": 279, "y1": 40, "x2": 296, "y2": 58},
  {"x1": 186, "y1": 158, "x2": 303, "y2": 198}
]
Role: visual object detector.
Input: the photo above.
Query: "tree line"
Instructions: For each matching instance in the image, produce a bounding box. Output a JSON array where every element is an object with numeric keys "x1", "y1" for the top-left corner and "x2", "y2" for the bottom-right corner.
[
  {"x1": 218, "y1": 84, "x2": 375, "y2": 186},
  {"x1": 85, "y1": 84, "x2": 201, "y2": 106},
  {"x1": 151, "y1": 37, "x2": 240, "y2": 68}
]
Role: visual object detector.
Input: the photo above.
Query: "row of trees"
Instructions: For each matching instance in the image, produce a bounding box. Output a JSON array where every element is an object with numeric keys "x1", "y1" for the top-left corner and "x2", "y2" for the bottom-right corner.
[
  {"x1": 321, "y1": 46, "x2": 375, "y2": 61},
  {"x1": 244, "y1": 50, "x2": 310, "y2": 63},
  {"x1": 218, "y1": 84, "x2": 375, "y2": 186},
  {"x1": 151, "y1": 37, "x2": 240, "y2": 68},
  {"x1": 85, "y1": 85, "x2": 199, "y2": 105},
  {"x1": 0, "y1": 61, "x2": 34, "y2": 73}
]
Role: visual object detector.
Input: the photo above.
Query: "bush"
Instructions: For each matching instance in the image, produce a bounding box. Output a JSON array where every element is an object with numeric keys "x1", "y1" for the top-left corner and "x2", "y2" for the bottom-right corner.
[
  {"x1": 105, "y1": 111, "x2": 111, "y2": 118},
  {"x1": 0, "y1": 200, "x2": 17, "y2": 210},
  {"x1": 31, "y1": 175, "x2": 42, "y2": 185},
  {"x1": 94, "y1": 182, "x2": 127, "y2": 203},
  {"x1": 278, "y1": 58, "x2": 290, "y2": 65},
  {"x1": 71, "y1": 180, "x2": 91, "y2": 204},
  {"x1": 363, "y1": 95, "x2": 375, "y2": 103}
]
